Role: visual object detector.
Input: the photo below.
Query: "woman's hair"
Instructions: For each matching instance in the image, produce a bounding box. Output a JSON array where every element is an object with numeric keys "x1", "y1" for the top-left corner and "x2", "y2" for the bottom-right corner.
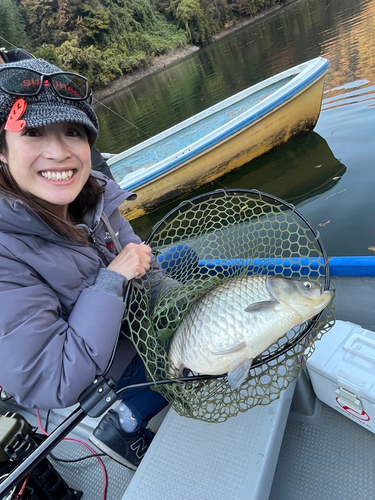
[{"x1": 0, "y1": 123, "x2": 106, "y2": 243}]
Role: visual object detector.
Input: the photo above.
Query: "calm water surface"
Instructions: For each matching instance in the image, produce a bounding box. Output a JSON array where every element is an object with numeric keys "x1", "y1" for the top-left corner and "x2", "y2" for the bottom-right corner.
[{"x1": 94, "y1": 0, "x2": 375, "y2": 257}]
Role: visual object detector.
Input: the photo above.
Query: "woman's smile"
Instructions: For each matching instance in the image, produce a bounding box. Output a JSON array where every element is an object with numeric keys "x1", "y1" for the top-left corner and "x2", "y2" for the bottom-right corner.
[{"x1": 40, "y1": 169, "x2": 75, "y2": 181}]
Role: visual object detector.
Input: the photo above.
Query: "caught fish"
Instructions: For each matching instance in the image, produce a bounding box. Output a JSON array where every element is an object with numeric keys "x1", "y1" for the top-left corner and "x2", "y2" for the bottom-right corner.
[{"x1": 168, "y1": 275, "x2": 333, "y2": 389}]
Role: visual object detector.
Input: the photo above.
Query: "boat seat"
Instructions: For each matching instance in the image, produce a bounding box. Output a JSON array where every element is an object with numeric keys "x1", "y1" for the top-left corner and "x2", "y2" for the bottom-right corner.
[{"x1": 122, "y1": 378, "x2": 297, "y2": 500}]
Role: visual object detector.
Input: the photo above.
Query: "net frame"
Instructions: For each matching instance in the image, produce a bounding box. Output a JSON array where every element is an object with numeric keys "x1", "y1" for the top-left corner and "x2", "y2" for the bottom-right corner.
[{"x1": 122, "y1": 189, "x2": 334, "y2": 423}]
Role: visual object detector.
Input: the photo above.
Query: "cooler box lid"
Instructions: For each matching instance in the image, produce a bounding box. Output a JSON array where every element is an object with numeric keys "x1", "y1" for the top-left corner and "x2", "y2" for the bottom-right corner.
[{"x1": 307, "y1": 320, "x2": 375, "y2": 402}]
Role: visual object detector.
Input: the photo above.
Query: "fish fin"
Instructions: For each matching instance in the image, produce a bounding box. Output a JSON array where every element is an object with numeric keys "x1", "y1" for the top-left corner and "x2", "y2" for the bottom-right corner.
[
  {"x1": 227, "y1": 359, "x2": 253, "y2": 390},
  {"x1": 244, "y1": 300, "x2": 279, "y2": 313},
  {"x1": 210, "y1": 342, "x2": 247, "y2": 355}
]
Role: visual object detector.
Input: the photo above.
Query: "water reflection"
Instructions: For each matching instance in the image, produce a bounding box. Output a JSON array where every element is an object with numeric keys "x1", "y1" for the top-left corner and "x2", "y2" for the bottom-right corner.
[
  {"x1": 94, "y1": 0, "x2": 375, "y2": 155},
  {"x1": 130, "y1": 132, "x2": 347, "y2": 242},
  {"x1": 93, "y1": 0, "x2": 375, "y2": 255},
  {"x1": 322, "y1": 80, "x2": 375, "y2": 109}
]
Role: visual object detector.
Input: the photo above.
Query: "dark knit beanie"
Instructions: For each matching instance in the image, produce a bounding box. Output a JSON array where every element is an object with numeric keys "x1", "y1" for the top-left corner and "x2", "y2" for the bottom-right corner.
[{"x1": 0, "y1": 58, "x2": 99, "y2": 140}]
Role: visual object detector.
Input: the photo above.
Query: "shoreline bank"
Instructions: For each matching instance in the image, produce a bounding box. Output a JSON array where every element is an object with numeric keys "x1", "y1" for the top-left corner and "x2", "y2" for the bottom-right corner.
[{"x1": 94, "y1": 0, "x2": 297, "y2": 100}]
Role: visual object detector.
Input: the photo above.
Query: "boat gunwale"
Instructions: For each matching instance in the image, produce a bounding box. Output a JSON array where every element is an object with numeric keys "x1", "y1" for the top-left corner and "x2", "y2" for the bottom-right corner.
[{"x1": 108, "y1": 57, "x2": 330, "y2": 189}]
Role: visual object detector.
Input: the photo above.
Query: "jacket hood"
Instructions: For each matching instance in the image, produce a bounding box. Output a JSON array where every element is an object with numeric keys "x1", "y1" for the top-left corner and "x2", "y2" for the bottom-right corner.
[{"x1": 0, "y1": 172, "x2": 136, "y2": 243}]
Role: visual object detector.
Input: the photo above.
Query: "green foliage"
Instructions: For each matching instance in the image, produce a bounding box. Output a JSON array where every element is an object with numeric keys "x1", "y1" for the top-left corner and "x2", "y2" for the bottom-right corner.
[
  {"x1": 20, "y1": 0, "x2": 59, "y2": 43},
  {"x1": 230, "y1": 0, "x2": 280, "y2": 17},
  {"x1": 0, "y1": 0, "x2": 29, "y2": 49},
  {"x1": 80, "y1": 1, "x2": 111, "y2": 43},
  {"x1": 55, "y1": 39, "x2": 121, "y2": 86},
  {"x1": 168, "y1": 0, "x2": 206, "y2": 42},
  {"x1": 2, "y1": 0, "x2": 285, "y2": 88}
]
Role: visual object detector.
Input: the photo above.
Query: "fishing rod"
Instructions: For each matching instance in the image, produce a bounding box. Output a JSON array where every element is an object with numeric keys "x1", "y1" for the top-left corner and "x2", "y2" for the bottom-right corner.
[
  {"x1": 0, "y1": 35, "x2": 17, "y2": 49},
  {"x1": 92, "y1": 97, "x2": 151, "y2": 139},
  {"x1": 0, "y1": 374, "x2": 221, "y2": 498}
]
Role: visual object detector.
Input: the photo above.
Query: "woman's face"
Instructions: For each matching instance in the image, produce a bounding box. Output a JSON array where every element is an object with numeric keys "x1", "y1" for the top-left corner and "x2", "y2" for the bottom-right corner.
[{"x1": 0, "y1": 122, "x2": 91, "y2": 218}]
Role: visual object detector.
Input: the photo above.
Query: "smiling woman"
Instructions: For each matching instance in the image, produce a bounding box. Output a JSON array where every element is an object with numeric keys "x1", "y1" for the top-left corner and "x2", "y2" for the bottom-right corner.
[
  {"x1": 1, "y1": 122, "x2": 92, "y2": 219},
  {"x1": 0, "y1": 58, "x2": 176, "y2": 471}
]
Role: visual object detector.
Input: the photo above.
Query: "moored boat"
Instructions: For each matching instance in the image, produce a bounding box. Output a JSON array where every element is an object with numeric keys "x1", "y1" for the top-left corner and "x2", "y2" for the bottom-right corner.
[{"x1": 108, "y1": 57, "x2": 330, "y2": 220}]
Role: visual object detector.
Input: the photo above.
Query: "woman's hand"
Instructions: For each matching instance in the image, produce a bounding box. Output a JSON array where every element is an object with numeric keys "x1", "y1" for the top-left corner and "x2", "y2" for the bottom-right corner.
[{"x1": 107, "y1": 243, "x2": 152, "y2": 281}]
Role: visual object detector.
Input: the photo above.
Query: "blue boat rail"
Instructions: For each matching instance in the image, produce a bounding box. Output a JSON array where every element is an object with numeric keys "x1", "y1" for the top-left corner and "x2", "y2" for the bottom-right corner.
[{"x1": 157, "y1": 254, "x2": 375, "y2": 278}]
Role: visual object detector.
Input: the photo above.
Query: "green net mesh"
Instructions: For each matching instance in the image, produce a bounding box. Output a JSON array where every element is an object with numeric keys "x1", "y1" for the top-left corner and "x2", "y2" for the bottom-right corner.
[{"x1": 122, "y1": 190, "x2": 334, "y2": 423}]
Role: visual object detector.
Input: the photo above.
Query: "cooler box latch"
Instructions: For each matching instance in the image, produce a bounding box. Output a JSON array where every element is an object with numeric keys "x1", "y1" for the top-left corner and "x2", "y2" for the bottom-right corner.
[{"x1": 335, "y1": 387, "x2": 363, "y2": 414}]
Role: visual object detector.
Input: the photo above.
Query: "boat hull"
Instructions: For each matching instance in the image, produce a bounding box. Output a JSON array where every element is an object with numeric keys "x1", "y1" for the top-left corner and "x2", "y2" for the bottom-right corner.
[{"x1": 118, "y1": 74, "x2": 326, "y2": 220}]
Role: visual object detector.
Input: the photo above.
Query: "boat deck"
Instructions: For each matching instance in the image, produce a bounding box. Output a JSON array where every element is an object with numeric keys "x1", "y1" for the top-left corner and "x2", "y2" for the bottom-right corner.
[{"x1": 270, "y1": 398, "x2": 375, "y2": 499}]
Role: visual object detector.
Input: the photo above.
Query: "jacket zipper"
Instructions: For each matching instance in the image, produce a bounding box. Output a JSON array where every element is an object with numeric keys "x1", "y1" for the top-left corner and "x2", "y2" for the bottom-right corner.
[{"x1": 87, "y1": 227, "x2": 111, "y2": 265}]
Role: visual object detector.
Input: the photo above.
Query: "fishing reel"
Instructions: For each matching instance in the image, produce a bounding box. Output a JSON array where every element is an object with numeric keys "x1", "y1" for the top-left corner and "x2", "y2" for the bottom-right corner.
[{"x1": 0, "y1": 412, "x2": 82, "y2": 500}]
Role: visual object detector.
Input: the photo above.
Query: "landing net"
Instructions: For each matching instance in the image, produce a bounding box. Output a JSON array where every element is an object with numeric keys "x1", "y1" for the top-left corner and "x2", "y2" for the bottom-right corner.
[{"x1": 122, "y1": 189, "x2": 334, "y2": 423}]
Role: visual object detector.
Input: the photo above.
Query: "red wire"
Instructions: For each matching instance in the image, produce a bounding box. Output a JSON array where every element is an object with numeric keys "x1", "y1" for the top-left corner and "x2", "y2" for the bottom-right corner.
[
  {"x1": 17, "y1": 473, "x2": 31, "y2": 497},
  {"x1": 36, "y1": 410, "x2": 108, "y2": 500}
]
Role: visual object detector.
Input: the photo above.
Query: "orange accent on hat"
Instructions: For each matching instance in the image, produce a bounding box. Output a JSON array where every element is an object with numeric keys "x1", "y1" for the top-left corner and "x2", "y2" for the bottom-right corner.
[{"x1": 5, "y1": 99, "x2": 27, "y2": 133}]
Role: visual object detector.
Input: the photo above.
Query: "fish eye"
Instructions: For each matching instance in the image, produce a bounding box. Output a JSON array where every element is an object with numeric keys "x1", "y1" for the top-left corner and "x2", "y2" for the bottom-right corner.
[{"x1": 303, "y1": 281, "x2": 313, "y2": 289}]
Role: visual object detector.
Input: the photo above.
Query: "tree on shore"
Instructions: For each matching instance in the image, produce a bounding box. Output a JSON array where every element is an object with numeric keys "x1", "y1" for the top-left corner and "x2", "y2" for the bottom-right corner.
[
  {"x1": 0, "y1": 0, "x2": 29, "y2": 49},
  {"x1": 0, "y1": 0, "x2": 284, "y2": 88}
]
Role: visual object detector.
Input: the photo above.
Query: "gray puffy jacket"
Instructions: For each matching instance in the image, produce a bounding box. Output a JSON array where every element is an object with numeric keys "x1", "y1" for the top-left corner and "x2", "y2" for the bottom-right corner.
[{"x1": 0, "y1": 173, "x2": 142, "y2": 409}]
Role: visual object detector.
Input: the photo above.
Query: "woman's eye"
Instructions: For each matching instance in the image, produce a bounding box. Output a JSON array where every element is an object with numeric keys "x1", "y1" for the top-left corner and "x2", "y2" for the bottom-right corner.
[
  {"x1": 303, "y1": 281, "x2": 312, "y2": 289},
  {"x1": 66, "y1": 129, "x2": 80, "y2": 137},
  {"x1": 66, "y1": 126, "x2": 87, "y2": 139},
  {"x1": 25, "y1": 128, "x2": 40, "y2": 137}
]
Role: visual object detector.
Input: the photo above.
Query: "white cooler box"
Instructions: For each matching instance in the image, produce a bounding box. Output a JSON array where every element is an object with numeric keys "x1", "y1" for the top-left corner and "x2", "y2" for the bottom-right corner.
[{"x1": 307, "y1": 320, "x2": 375, "y2": 433}]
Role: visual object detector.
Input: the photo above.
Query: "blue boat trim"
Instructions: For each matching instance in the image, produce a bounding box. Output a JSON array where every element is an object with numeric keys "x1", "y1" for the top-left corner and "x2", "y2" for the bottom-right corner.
[
  {"x1": 328, "y1": 256, "x2": 375, "y2": 277},
  {"x1": 123, "y1": 60, "x2": 330, "y2": 191},
  {"x1": 157, "y1": 254, "x2": 375, "y2": 278}
]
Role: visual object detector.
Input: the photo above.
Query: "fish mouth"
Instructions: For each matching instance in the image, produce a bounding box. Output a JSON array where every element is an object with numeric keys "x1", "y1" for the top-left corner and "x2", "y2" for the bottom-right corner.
[
  {"x1": 320, "y1": 284, "x2": 333, "y2": 296},
  {"x1": 319, "y1": 286, "x2": 334, "y2": 308}
]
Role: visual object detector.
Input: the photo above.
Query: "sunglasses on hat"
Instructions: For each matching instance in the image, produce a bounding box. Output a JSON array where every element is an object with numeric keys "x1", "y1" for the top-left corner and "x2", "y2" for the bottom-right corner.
[{"x1": 0, "y1": 67, "x2": 92, "y2": 102}]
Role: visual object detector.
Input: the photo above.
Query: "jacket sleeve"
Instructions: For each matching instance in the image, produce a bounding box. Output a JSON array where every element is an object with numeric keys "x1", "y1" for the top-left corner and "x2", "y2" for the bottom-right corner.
[{"x1": 0, "y1": 246, "x2": 127, "y2": 409}]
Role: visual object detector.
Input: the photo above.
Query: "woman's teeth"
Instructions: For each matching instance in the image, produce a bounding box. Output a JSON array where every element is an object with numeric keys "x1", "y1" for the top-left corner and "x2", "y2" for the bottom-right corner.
[{"x1": 41, "y1": 170, "x2": 74, "y2": 181}]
